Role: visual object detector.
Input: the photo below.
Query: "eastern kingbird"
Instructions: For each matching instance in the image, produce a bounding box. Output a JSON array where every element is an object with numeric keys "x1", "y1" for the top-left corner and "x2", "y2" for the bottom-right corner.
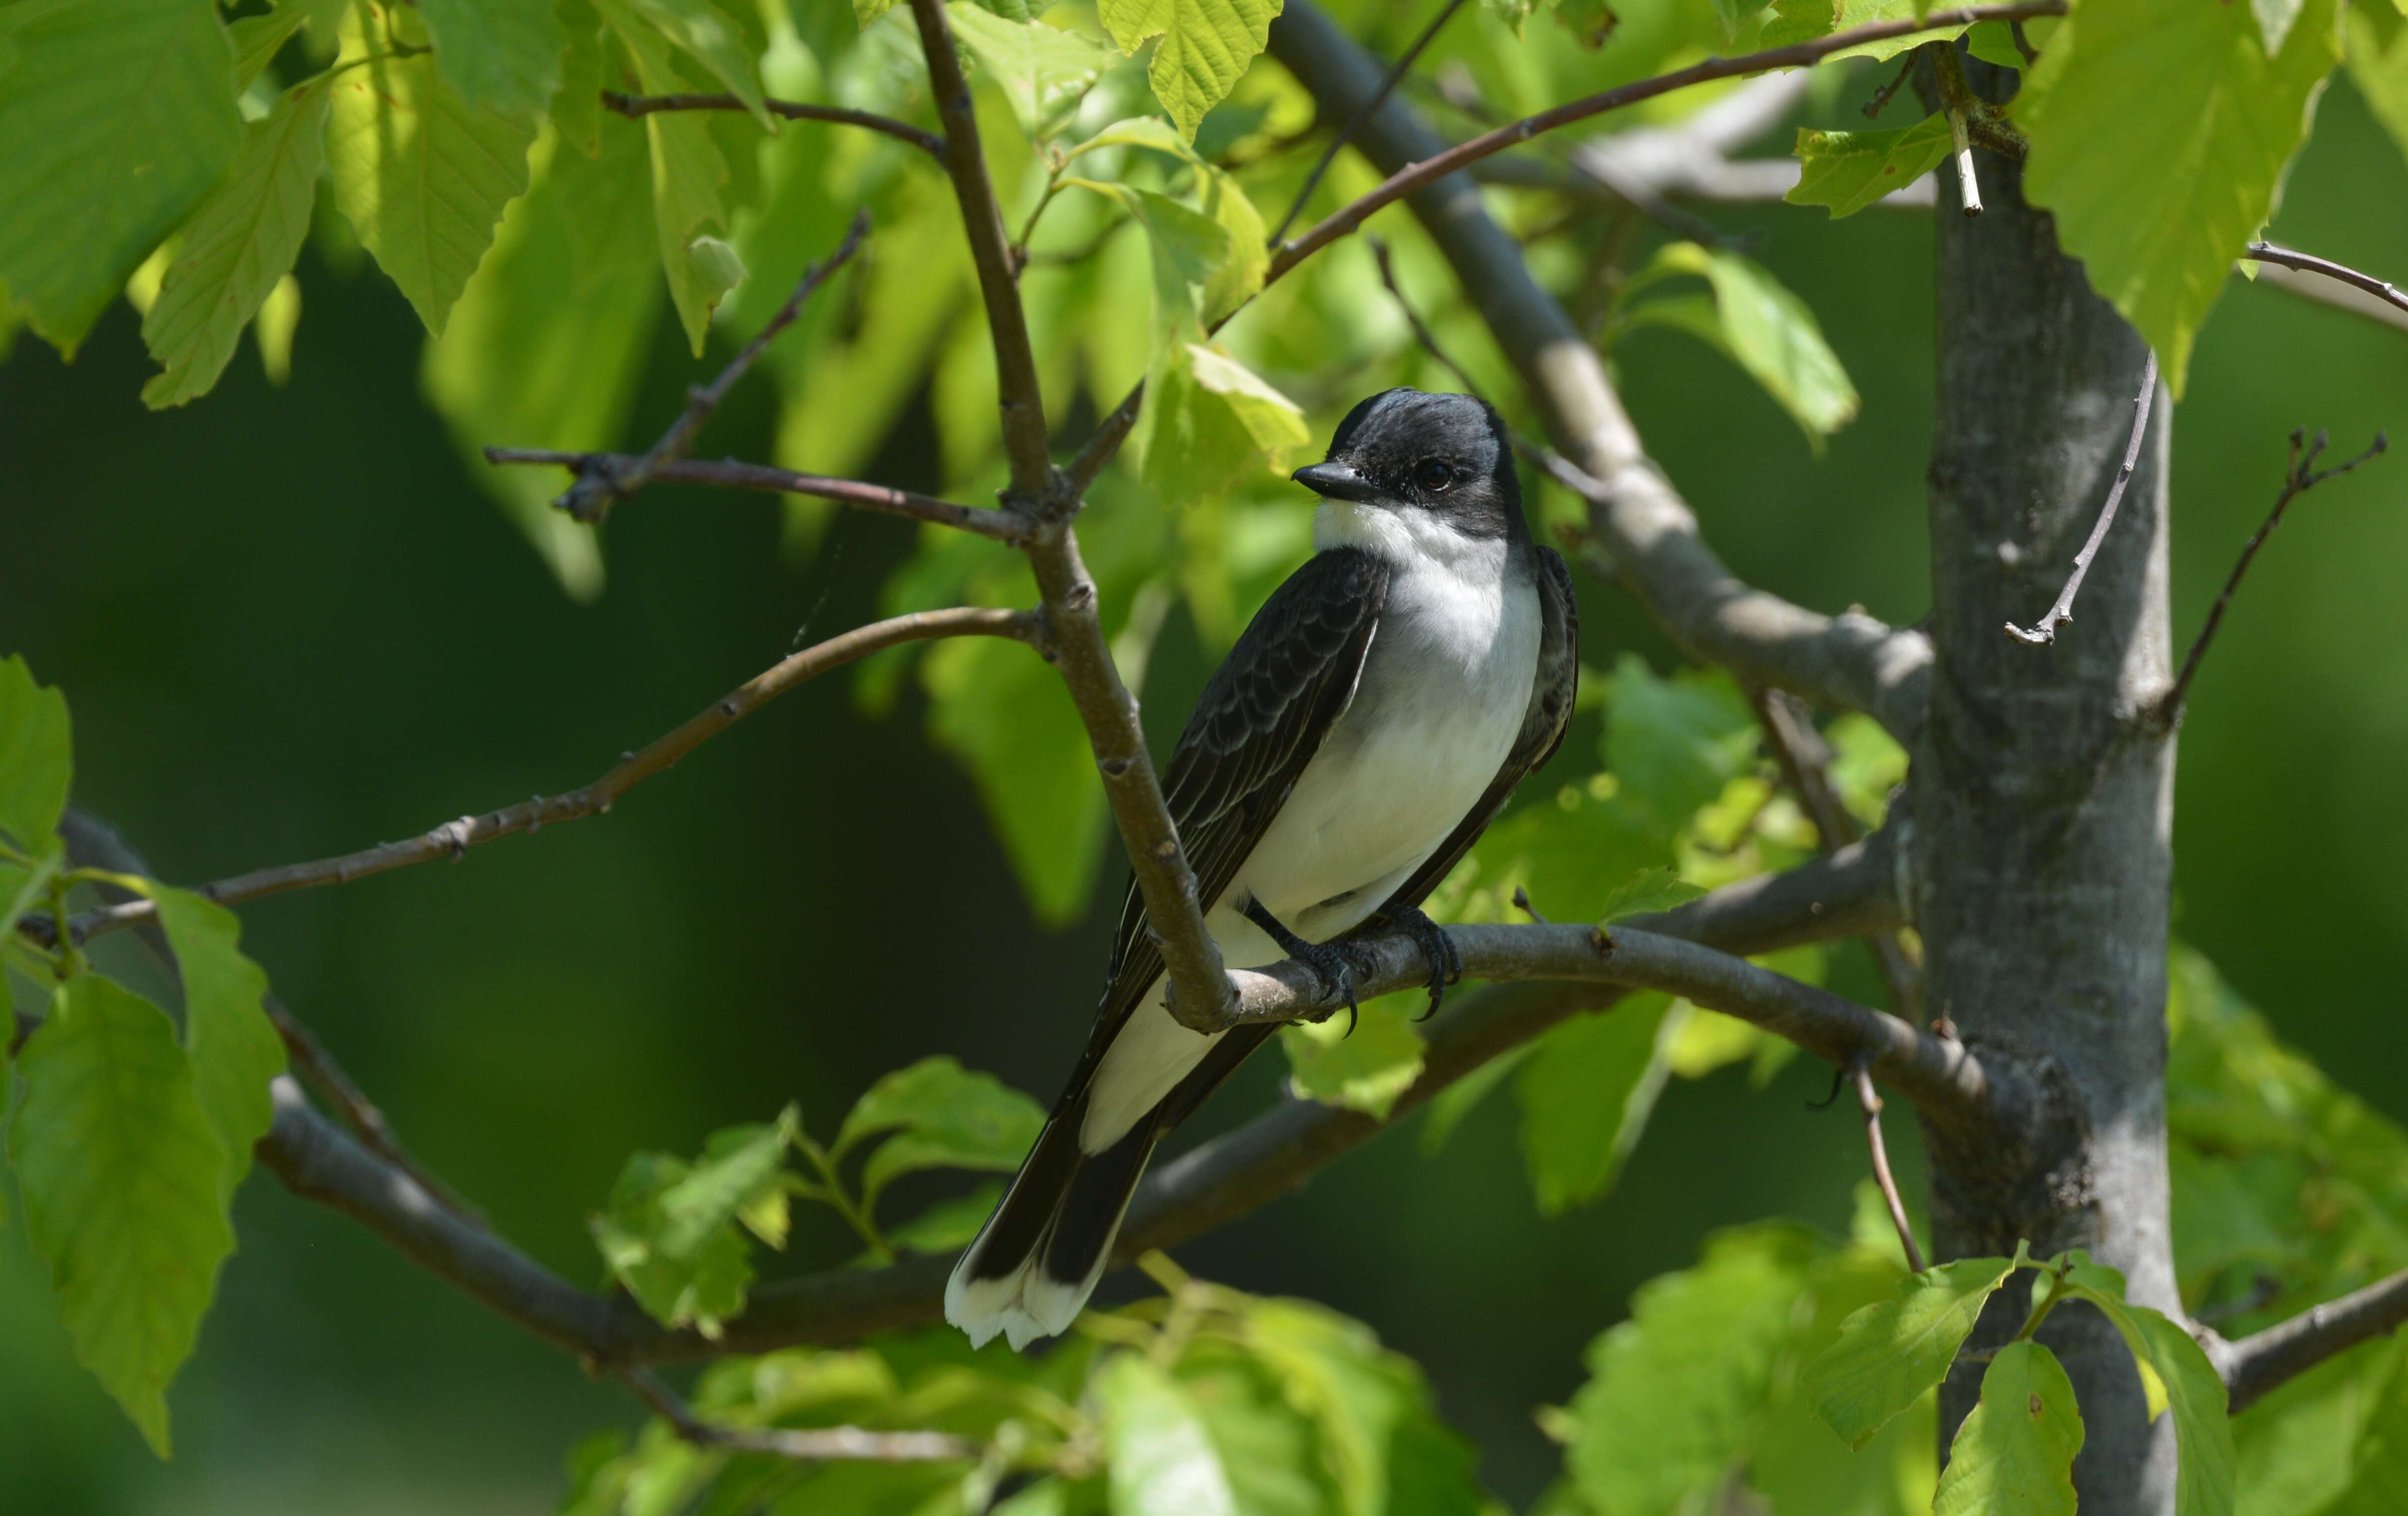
[{"x1": 947, "y1": 389, "x2": 1580, "y2": 1350}]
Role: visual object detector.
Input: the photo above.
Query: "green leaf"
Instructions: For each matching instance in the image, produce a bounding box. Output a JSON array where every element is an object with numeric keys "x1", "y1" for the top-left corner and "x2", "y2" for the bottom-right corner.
[
  {"x1": 2254, "y1": 0, "x2": 2308, "y2": 55},
  {"x1": 140, "y1": 80, "x2": 329, "y2": 408},
  {"x1": 1965, "y1": 17, "x2": 2028, "y2": 68},
  {"x1": 1069, "y1": 177, "x2": 1231, "y2": 344},
  {"x1": 2348, "y1": 1, "x2": 2408, "y2": 173},
  {"x1": 421, "y1": 0, "x2": 564, "y2": 121},
  {"x1": 229, "y1": 0, "x2": 348, "y2": 93},
  {"x1": 885, "y1": 1182, "x2": 1006, "y2": 1254},
  {"x1": 1097, "y1": 0, "x2": 1280, "y2": 140},
  {"x1": 1786, "y1": 114, "x2": 1954, "y2": 219},
  {"x1": 1095, "y1": 1352, "x2": 1239, "y2": 1516},
  {"x1": 148, "y1": 888, "x2": 286, "y2": 1203},
  {"x1": 10, "y1": 977, "x2": 235, "y2": 1455},
  {"x1": 424, "y1": 127, "x2": 659, "y2": 599},
  {"x1": 1932, "y1": 1340, "x2": 2084, "y2": 1516},
  {"x1": 619, "y1": 0, "x2": 769, "y2": 122},
  {"x1": 1602, "y1": 655, "x2": 1757, "y2": 841},
  {"x1": 1617, "y1": 243, "x2": 1860, "y2": 444},
  {"x1": 598, "y1": 0, "x2": 734, "y2": 351},
  {"x1": 837, "y1": 1056, "x2": 1046, "y2": 1209},
  {"x1": 657, "y1": 1109, "x2": 798, "y2": 1256},
  {"x1": 2018, "y1": 0, "x2": 2340, "y2": 396},
  {"x1": 1804, "y1": 1255, "x2": 2017, "y2": 1449},
  {"x1": 0, "y1": 0, "x2": 242, "y2": 354},
  {"x1": 947, "y1": 5, "x2": 1116, "y2": 138},
  {"x1": 1564, "y1": 1226, "x2": 1817, "y2": 1516},
  {"x1": 1515, "y1": 996, "x2": 1677, "y2": 1215},
  {"x1": 590, "y1": 1151, "x2": 758, "y2": 1336},
  {"x1": 1143, "y1": 341, "x2": 1310, "y2": 505},
  {"x1": 553, "y1": 0, "x2": 607, "y2": 156},
  {"x1": 324, "y1": 25, "x2": 537, "y2": 335},
  {"x1": 0, "y1": 849, "x2": 61, "y2": 946},
  {"x1": 1281, "y1": 993, "x2": 1426, "y2": 1119},
  {"x1": 2061, "y1": 1266, "x2": 2239, "y2": 1516},
  {"x1": 0, "y1": 653, "x2": 72, "y2": 850},
  {"x1": 1825, "y1": 712, "x2": 1908, "y2": 829},
  {"x1": 1761, "y1": 0, "x2": 1972, "y2": 61},
  {"x1": 1599, "y1": 866, "x2": 1706, "y2": 923}
]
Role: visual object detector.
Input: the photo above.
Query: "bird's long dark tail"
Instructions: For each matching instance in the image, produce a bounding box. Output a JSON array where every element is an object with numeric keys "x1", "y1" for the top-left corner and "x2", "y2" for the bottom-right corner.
[{"x1": 945, "y1": 1026, "x2": 1273, "y2": 1350}]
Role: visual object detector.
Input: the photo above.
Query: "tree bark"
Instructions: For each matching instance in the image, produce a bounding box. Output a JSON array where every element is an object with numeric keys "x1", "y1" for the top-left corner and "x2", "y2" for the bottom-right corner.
[{"x1": 1916, "y1": 59, "x2": 2179, "y2": 1516}]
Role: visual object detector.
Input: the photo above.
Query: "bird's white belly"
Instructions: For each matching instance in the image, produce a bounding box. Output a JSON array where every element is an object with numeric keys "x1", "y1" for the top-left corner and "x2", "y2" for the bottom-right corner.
[{"x1": 1078, "y1": 547, "x2": 1539, "y2": 1151}]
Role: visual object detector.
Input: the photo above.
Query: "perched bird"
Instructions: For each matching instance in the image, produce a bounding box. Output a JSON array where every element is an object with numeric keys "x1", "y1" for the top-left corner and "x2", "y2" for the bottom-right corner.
[{"x1": 947, "y1": 389, "x2": 1580, "y2": 1350}]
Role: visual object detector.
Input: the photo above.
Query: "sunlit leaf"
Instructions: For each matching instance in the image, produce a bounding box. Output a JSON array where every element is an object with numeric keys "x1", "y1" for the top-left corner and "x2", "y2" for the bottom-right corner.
[
  {"x1": 598, "y1": 0, "x2": 736, "y2": 351},
  {"x1": 1096, "y1": 0, "x2": 1280, "y2": 140},
  {"x1": 2018, "y1": 0, "x2": 2339, "y2": 396},
  {"x1": 1804, "y1": 1254, "x2": 2017, "y2": 1449},
  {"x1": 1786, "y1": 114, "x2": 1953, "y2": 219},
  {"x1": 2349, "y1": 1, "x2": 2408, "y2": 174},
  {"x1": 838, "y1": 1056, "x2": 1047, "y2": 1209},
  {"x1": 618, "y1": 0, "x2": 769, "y2": 123},
  {"x1": 948, "y1": 4, "x2": 1116, "y2": 138},
  {"x1": 0, "y1": 653, "x2": 72, "y2": 850},
  {"x1": 1761, "y1": 0, "x2": 1973, "y2": 62},
  {"x1": 1601, "y1": 655, "x2": 1758, "y2": 841},
  {"x1": 2061, "y1": 1262, "x2": 2239, "y2": 1516},
  {"x1": 1281, "y1": 993, "x2": 1426, "y2": 1118},
  {"x1": 1599, "y1": 866, "x2": 1705, "y2": 923},
  {"x1": 0, "y1": 0, "x2": 242, "y2": 354},
  {"x1": 149, "y1": 887, "x2": 287, "y2": 1203},
  {"x1": 1144, "y1": 341, "x2": 1310, "y2": 505},
  {"x1": 1616, "y1": 243, "x2": 1860, "y2": 445},
  {"x1": 1096, "y1": 1352, "x2": 1239, "y2": 1516},
  {"x1": 325, "y1": 15, "x2": 537, "y2": 335},
  {"x1": 141, "y1": 81, "x2": 329, "y2": 408},
  {"x1": 1933, "y1": 1340, "x2": 2084, "y2": 1516},
  {"x1": 590, "y1": 1150, "x2": 760, "y2": 1337},
  {"x1": 10, "y1": 977, "x2": 235, "y2": 1455},
  {"x1": 553, "y1": 0, "x2": 606, "y2": 155}
]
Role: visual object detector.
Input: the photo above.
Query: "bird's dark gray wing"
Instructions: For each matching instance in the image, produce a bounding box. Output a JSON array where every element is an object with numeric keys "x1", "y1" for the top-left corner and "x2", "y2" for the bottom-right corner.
[
  {"x1": 1065, "y1": 547, "x2": 1390, "y2": 1087},
  {"x1": 1381, "y1": 544, "x2": 1580, "y2": 915}
]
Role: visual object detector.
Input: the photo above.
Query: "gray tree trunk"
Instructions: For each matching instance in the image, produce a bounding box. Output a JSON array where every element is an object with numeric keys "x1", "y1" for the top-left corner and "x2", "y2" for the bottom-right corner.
[{"x1": 1914, "y1": 61, "x2": 2180, "y2": 1516}]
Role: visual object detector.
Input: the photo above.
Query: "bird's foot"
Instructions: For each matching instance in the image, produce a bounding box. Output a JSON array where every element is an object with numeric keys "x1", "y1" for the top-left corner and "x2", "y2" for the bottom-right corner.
[
  {"x1": 1378, "y1": 904, "x2": 1461, "y2": 1021},
  {"x1": 1241, "y1": 899, "x2": 1363, "y2": 1035}
]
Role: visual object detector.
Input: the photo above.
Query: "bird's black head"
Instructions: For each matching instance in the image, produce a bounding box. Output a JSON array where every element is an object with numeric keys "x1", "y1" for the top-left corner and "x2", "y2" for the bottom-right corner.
[{"x1": 1289, "y1": 388, "x2": 1524, "y2": 541}]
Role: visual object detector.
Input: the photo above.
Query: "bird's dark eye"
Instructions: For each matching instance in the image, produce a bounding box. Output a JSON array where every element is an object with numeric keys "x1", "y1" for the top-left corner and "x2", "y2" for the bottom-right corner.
[{"x1": 1415, "y1": 459, "x2": 1454, "y2": 492}]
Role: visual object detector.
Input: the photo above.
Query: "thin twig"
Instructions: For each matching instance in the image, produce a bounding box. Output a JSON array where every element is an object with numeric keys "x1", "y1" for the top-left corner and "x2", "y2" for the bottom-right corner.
[
  {"x1": 623, "y1": 1369, "x2": 974, "y2": 1463},
  {"x1": 909, "y1": 0, "x2": 1235, "y2": 1033},
  {"x1": 601, "y1": 89, "x2": 944, "y2": 159},
  {"x1": 2244, "y1": 242, "x2": 2408, "y2": 321},
  {"x1": 1744, "y1": 685, "x2": 1921, "y2": 1018},
  {"x1": 1853, "y1": 1058, "x2": 1925, "y2": 1271},
  {"x1": 34, "y1": 609, "x2": 1040, "y2": 947},
  {"x1": 1268, "y1": 0, "x2": 1471, "y2": 246},
  {"x1": 1863, "y1": 50, "x2": 1919, "y2": 119},
  {"x1": 2211, "y1": 1266, "x2": 2408, "y2": 1414},
  {"x1": 1268, "y1": 1, "x2": 2066, "y2": 280},
  {"x1": 483, "y1": 452, "x2": 1029, "y2": 542},
  {"x1": 2004, "y1": 349, "x2": 2158, "y2": 645},
  {"x1": 2156, "y1": 426, "x2": 2387, "y2": 728},
  {"x1": 551, "y1": 215, "x2": 870, "y2": 523},
  {"x1": 1367, "y1": 234, "x2": 1482, "y2": 396}
]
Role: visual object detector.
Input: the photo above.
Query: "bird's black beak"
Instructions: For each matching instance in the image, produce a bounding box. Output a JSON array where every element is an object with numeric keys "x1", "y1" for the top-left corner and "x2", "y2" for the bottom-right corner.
[{"x1": 1291, "y1": 460, "x2": 1384, "y2": 505}]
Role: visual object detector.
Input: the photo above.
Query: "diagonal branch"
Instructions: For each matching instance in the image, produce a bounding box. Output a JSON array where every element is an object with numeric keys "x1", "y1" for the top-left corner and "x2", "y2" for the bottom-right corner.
[
  {"x1": 1269, "y1": 2, "x2": 1934, "y2": 746},
  {"x1": 907, "y1": 0, "x2": 1235, "y2": 1033},
  {"x1": 601, "y1": 89, "x2": 945, "y2": 159},
  {"x1": 32, "y1": 608, "x2": 1040, "y2": 948},
  {"x1": 549, "y1": 212, "x2": 871, "y2": 524},
  {"x1": 1267, "y1": 0, "x2": 1469, "y2": 246},
  {"x1": 2208, "y1": 1267, "x2": 2408, "y2": 1414},
  {"x1": 1267, "y1": 1, "x2": 2067, "y2": 282}
]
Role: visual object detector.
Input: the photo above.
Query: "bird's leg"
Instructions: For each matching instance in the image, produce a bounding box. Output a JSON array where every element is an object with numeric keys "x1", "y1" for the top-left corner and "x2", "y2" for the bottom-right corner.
[
  {"x1": 1369, "y1": 902, "x2": 1461, "y2": 1021},
  {"x1": 1240, "y1": 899, "x2": 1361, "y2": 1034}
]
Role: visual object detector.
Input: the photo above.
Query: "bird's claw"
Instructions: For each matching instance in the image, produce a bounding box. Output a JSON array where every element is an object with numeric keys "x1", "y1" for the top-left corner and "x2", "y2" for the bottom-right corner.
[
  {"x1": 1294, "y1": 941, "x2": 1363, "y2": 1036},
  {"x1": 1383, "y1": 905, "x2": 1461, "y2": 1021}
]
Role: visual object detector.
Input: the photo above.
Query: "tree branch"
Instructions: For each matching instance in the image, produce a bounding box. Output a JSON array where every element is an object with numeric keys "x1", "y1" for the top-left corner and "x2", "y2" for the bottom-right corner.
[
  {"x1": 1269, "y1": 2, "x2": 1935, "y2": 746},
  {"x1": 482, "y1": 452, "x2": 1030, "y2": 541},
  {"x1": 549, "y1": 212, "x2": 870, "y2": 524},
  {"x1": 2004, "y1": 349, "x2": 2158, "y2": 645},
  {"x1": 908, "y1": 0, "x2": 1235, "y2": 1033},
  {"x1": 2155, "y1": 425, "x2": 2386, "y2": 728},
  {"x1": 2209, "y1": 1267, "x2": 2408, "y2": 1414},
  {"x1": 1266, "y1": 1, "x2": 2067, "y2": 282},
  {"x1": 1853, "y1": 1058, "x2": 1926, "y2": 1270},
  {"x1": 34, "y1": 608, "x2": 1040, "y2": 947},
  {"x1": 2243, "y1": 241, "x2": 2408, "y2": 322},
  {"x1": 600, "y1": 89, "x2": 945, "y2": 160},
  {"x1": 242, "y1": 833, "x2": 1911, "y2": 1366}
]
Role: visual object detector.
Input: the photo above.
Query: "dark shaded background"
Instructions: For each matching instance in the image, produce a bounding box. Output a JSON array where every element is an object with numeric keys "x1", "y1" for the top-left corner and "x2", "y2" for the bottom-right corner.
[{"x1": 4, "y1": 76, "x2": 2405, "y2": 1516}]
